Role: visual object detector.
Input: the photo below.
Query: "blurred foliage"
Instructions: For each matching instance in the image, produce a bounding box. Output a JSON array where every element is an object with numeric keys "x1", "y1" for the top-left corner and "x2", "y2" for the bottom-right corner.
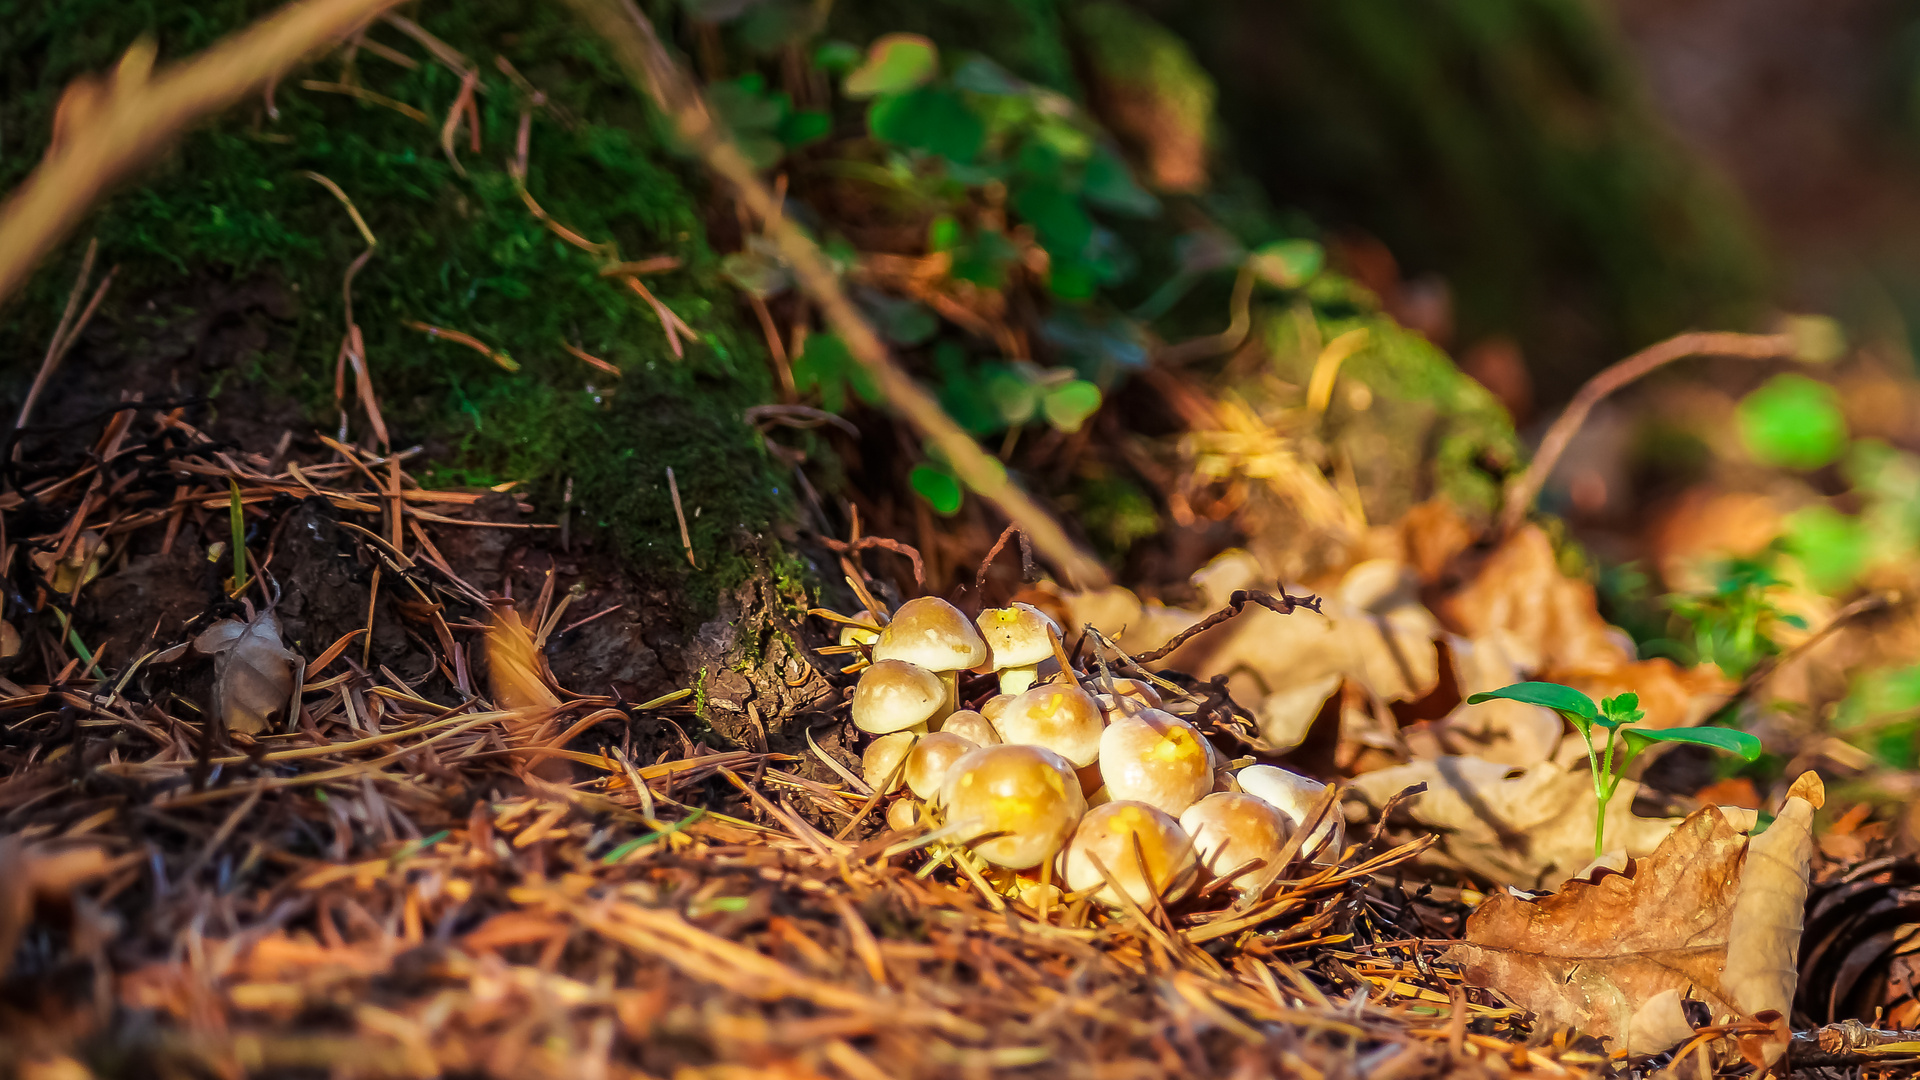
[{"x1": 1141, "y1": 0, "x2": 1769, "y2": 397}]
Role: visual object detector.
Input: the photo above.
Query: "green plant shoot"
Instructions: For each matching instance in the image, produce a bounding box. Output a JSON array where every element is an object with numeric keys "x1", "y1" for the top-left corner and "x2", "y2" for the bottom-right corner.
[
  {"x1": 228, "y1": 477, "x2": 247, "y2": 597},
  {"x1": 1466, "y1": 681, "x2": 1761, "y2": 856}
]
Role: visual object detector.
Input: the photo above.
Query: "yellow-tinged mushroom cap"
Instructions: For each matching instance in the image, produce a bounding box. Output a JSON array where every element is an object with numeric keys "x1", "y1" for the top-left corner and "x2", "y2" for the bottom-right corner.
[
  {"x1": 851, "y1": 659, "x2": 945, "y2": 734},
  {"x1": 1178, "y1": 792, "x2": 1290, "y2": 894},
  {"x1": 1097, "y1": 709, "x2": 1212, "y2": 816},
  {"x1": 905, "y1": 730, "x2": 977, "y2": 800},
  {"x1": 1059, "y1": 800, "x2": 1199, "y2": 909},
  {"x1": 940, "y1": 710, "x2": 1001, "y2": 746},
  {"x1": 975, "y1": 603, "x2": 1059, "y2": 694},
  {"x1": 1235, "y1": 765, "x2": 1344, "y2": 861},
  {"x1": 861, "y1": 730, "x2": 918, "y2": 793},
  {"x1": 872, "y1": 597, "x2": 989, "y2": 673},
  {"x1": 940, "y1": 744, "x2": 1087, "y2": 869},
  {"x1": 994, "y1": 683, "x2": 1105, "y2": 766}
]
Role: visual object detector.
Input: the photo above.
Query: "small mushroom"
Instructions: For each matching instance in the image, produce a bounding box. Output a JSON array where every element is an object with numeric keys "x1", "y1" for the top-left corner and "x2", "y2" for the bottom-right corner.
[
  {"x1": 993, "y1": 683, "x2": 1105, "y2": 766},
  {"x1": 851, "y1": 660, "x2": 946, "y2": 734},
  {"x1": 940, "y1": 744, "x2": 1087, "y2": 869},
  {"x1": 872, "y1": 597, "x2": 989, "y2": 715},
  {"x1": 1236, "y1": 765, "x2": 1345, "y2": 861},
  {"x1": 974, "y1": 602, "x2": 1060, "y2": 695},
  {"x1": 1095, "y1": 693, "x2": 1149, "y2": 721},
  {"x1": 886, "y1": 797, "x2": 926, "y2": 832},
  {"x1": 1097, "y1": 709, "x2": 1212, "y2": 816},
  {"x1": 1059, "y1": 801, "x2": 1200, "y2": 909},
  {"x1": 941, "y1": 710, "x2": 1001, "y2": 746},
  {"x1": 1179, "y1": 792, "x2": 1290, "y2": 894},
  {"x1": 861, "y1": 730, "x2": 919, "y2": 793},
  {"x1": 905, "y1": 730, "x2": 977, "y2": 801}
]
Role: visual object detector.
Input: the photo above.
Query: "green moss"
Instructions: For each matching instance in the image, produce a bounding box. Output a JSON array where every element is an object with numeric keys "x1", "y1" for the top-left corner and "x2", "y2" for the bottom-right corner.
[
  {"x1": 1072, "y1": 1, "x2": 1216, "y2": 144},
  {"x1": 0, "y1": 0, "x2": 791, "y2": 594}
]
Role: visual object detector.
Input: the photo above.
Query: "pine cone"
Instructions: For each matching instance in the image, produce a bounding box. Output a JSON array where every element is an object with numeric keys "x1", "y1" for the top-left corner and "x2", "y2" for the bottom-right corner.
[{"x1": 1799, "y1": 856, "x2": 1920, "y2": 1027}]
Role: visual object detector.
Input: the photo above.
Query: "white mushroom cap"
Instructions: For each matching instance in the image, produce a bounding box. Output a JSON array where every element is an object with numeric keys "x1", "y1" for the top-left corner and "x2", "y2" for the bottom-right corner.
[
  {"x1": 976, "y1": 603, "x2": 1060, "y2": 693},
  {"x1": 940, "y1": 744, "x2": 1087, "y2": 869},
  {"x1": 993, "y1": 683, "x2": 1105, "y2": 766},
  {"x1": 872, "y1": 597, "x2": 990, "y2": 673},
  {"x1": 1179, "y1": 792, "x2": 1290, "y2": 894},
  {"x1": 851, "y1": 660, "x2": 946, "y2": 734},
  {"x1": 1059, "y1": 801, "x2": 1199, "y2": 910},
  {"x1": 941, "y1": 710, "x2": 1001, "y2": 746},
  {"x1": 1236, "y1": 765, "x2": 1345, "y2": 861},
  {"x1": 861, "y1": 730, "x2": 919, "y2": 792},
  {"x1": 886, "y1": 796, "x2": 926, "y2": 832},
  {"x1": 905, "y1": 730, "x2": 978, "y2": 801},
  {"x1": 1097, "y1": 709, "x2": 1212, "y2": 816}
]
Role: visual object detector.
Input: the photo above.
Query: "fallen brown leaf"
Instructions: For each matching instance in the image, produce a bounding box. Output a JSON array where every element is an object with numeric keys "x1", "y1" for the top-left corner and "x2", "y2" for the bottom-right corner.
[
  {"x1": 1441, "y1": 774, "x2": 1823, "y2": 1056},
  {"x1": 194, "y1": 608, "x2": 302, "y2": 735},
  {"x1": 1436, "y1": 524, "x2": 1629, "y2": 677}
]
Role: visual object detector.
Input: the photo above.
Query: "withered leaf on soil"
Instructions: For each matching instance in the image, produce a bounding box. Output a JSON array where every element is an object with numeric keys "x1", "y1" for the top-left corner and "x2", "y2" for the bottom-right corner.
[
  {"x1": 487, "y1": 602, "x2": 561, "y2": 713},
  {"x1": 194, "y1": 608, "x2": 302, "y2": 736},
  {"x1": 1441, "y1": 775, "x2": 1823, "y2": 1057},
  {"x1": 1349, "y1": 756, "x2": 1682, "y2": 889}
]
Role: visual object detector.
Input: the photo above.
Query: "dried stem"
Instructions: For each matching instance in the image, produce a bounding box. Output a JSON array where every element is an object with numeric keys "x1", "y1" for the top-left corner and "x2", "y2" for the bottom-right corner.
[
  {"x1": 0, "y1": 0, "x2": 404, "y2": 307},
  {"x1": 563, "y1": 0, "x2": 1110, "y2": 588},
  {"x1": 1498, "y1": 330, "x2": 1797, "y2": 537}
]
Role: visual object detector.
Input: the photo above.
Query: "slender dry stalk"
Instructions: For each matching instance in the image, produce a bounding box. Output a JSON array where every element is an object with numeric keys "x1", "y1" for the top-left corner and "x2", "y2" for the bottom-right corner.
[
  {"x1": 1497, "y1": 329, "x2": 1797, "y2": 537},
  {"x1": 0, "y1": 0, "x2": 406, "y2": 307},
  {"x1": 562, "y1": 0, "x2": 1111, "y2": 589}
]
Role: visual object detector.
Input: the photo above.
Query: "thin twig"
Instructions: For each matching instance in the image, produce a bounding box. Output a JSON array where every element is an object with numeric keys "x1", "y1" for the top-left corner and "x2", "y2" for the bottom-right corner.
[
  {"x1": 0, "y1": 0, "x2": 404, "y2": 306},
  {"x1": 1499, "y1": 330, "x2": 1798, "y2": 536},
  {"x1": 562, "y1": 0, "x2": 1110, "y2": 588},
  {"x1": 1131, "y1": 589, "x2": 1324, "y2": 665}
]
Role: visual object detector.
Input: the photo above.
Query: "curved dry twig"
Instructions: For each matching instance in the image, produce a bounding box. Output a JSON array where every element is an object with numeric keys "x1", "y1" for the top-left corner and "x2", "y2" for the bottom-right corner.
[
  {"x1": 1498, "y1": 330, "x2": 1797, "y2": 537},
  {"x1": 1131, "y1": 588, "x2": 1324, "y2": 665}
]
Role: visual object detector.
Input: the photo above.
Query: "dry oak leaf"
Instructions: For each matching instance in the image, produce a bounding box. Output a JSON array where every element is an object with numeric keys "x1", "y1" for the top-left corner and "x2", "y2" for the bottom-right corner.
[
  {"x1": 1441, "y1": 774, "x2": 1823, "y2": 1058},
  {"x1": 194, "y1": 608, "x2": 302, "y2": 735},
  {"x1": 1349, "y1": 756, "x2": 1681, "y2": 890},
  {"x1": 1436, "y1": 524, "x2": 1630, "y2": 677}
]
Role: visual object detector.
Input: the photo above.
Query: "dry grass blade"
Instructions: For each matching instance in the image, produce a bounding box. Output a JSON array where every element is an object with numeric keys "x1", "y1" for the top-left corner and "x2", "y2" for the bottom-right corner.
[{"x1": 0, "y1": 0, "x2": 405, "y2": 306}]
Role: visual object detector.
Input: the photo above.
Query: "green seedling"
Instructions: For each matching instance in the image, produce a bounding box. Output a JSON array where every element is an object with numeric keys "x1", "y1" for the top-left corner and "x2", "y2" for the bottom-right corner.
[
  {"x1": 1466, "y1": 682, "x2": 1761, "y2": 856},
  {"x1": 227, "y1": 477, "x2": 248, "y2": 597}
]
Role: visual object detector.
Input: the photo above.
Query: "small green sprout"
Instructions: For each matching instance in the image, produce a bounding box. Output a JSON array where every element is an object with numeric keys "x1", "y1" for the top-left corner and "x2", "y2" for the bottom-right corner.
[{"x1": 1466, "y1": 682, "x2": 1762, "y2": 856}]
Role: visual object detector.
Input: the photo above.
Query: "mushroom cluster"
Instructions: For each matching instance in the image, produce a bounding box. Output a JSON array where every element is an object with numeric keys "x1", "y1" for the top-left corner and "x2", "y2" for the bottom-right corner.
[{"x1": 845, "y1": 596, "x2": 1345, "y2": 908}]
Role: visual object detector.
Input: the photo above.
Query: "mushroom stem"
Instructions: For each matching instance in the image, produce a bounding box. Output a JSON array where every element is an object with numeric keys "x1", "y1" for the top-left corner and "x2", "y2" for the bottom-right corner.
[
  {"x1": 998, "y1": 665, "x2": 1039, "y2": 696},
  {"x1": 935, "y1": 669, "x2": 960, "y2": 724}
]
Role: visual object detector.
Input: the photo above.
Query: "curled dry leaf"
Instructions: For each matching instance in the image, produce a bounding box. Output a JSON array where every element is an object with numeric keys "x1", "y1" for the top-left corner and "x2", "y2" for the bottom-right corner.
[
  {"x1": 30, "y1": 531, "x2": 104, "y2": 595},
  {"x1": 194, "y1": 609, "x2": 302, "y2": 736},
  {"x1": 1436, "y1": 525, "x2": 1629, "y2": 677},
  {"x1": 1348, "y1": 757, "x2": 1680, "y2": 889},
  {"x1": 487, "y1": 603, "x2": 561, "y2": 713},
  {"x1": 1441, "y1": 775, "x2": 1825, "y2": 1056}
]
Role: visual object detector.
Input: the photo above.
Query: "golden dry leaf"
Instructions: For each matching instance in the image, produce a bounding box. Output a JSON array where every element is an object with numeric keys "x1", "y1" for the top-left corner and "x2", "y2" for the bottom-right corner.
[
  {"x1": 487, "y1": 603, "x2": 561, "y2": 712},
  {"x1": 1441, "y1": 776, "x2": 1823, "y2": 1056},
  {"x1": 0, "y1": 618, "x2": 18, "y2": 660},
  {"x1": 30, "y1": 531, "x2": 104, "y2": 595},
  {"x1": 1348, "y1": 757, "x2": 1681, "y2": 889},
  {"x1": 1437, "y1": 525, "x2": 1629, "y2": 676},
  {"x1": 194, "y1": 609, "x2": 302, "y2": 735}
]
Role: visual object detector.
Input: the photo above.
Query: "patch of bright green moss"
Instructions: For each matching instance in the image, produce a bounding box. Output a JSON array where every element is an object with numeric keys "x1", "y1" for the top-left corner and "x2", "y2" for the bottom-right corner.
[{"x1": 0, "y1": 0, "x2": 791, "y2": 593}]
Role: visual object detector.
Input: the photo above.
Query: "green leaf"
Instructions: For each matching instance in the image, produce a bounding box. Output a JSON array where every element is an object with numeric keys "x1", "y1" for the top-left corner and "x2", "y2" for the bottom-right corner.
[
  {"x1": 792, "y1": 332, "x2": 878, "y2": 413},
  {"x1": 1737, "y1": 374, "x2": 1849, "y2": 469},
  {"x1": 986, "y1": 368, "x2": 1040, "y2": 425},
  {"x1": 844, "y1": 33, "x2": 939, "y2": 98},
  {"x1": 1010, "y1": 182, "x2": 1092, "y2": 256},
  {"x1": 1041, "y1": 380, "x2": 1102, "y2": 432},
  {"x1": 927, "y1": 214, "x2": 960, "y2": 252},
  {"x1": 1046, "y1": 259, "x2": 1096, "y2": 301},
  {"x1": 1784, "y1": 505, "x2": 1868, "y2": 593},
  {"x1": 910, "y1": 464, "x2": 964, "y2": 515},
  {"x1": 777, "y1": 109, "x2": 831, "y2": 148},
  {"x1": 1247, "y1": 239, "x2": 1325, "y2": 289},
  {"x1": 1081, "y1": 147, "x2": 1158, "y2": 217},
  {"x1": 1621, "y1": 726, "x2": 1763, "y2": 761},
  {"x1": 813, "y1": 40, "x2": 860, "y2": 74},
  {"x1": 868, "y1": 87, "x2": 985, "y2": 162},
  {"x1": 1599, "y1": 692, "x2": 1643, "y2": 727},
  {"x1": 1466, "y1": 682, "x2": 1598, "y2": 723}
]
